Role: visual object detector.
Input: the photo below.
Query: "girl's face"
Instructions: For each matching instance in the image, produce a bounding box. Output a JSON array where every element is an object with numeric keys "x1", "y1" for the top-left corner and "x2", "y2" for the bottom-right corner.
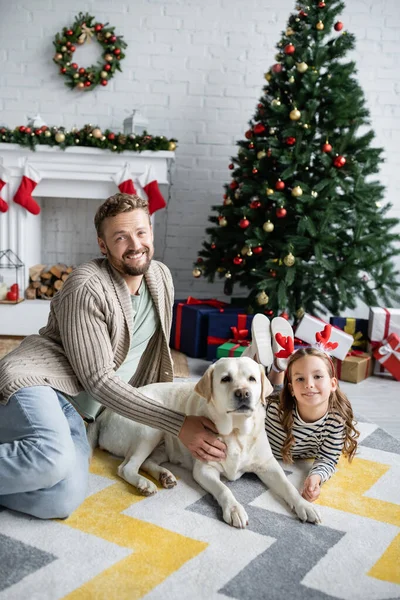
[{"x1": 288, "y1": 355, "x2": 337, "y2": 420}]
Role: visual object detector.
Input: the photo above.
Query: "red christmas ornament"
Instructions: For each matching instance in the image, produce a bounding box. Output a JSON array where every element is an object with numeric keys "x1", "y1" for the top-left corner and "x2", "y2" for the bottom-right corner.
[
  {"x1": 19, "y1": 126, "x2": 26, "y2": 132},
  {"x1": 94, "y1": 23, "x2": 103, "y2": 32},
  {"x1": 66, "y1": 41, "x2": 72, "y2": 48},
  {"x1": 84, "y1": 81, "x2": 91, "y2": 87},
  {"x1": 334, "y1": 21, "x2": 343, "y2": 31},
  {"x1": 276, "y1": 207, "x2": 287, "y2": 218},
  {"x1": 280, "y1": 311, "x2": 289, "y2": 320},
  {"x1": 114, "y1": 48, "x2": 121, "y2": 55},
  {"x1": 257, "y1": 103, "x2": 263, "y2": 109},
  {"x1": 270, "y1": 270, "x2": 277, "y2": 278},
  {"x1": 285, "y1": 136, "x2": 296, "y2": 146},
  {"x1": 197, "y1": 257, "x2": 204, "y2": 264},
  {"x1": 249, "y1": 142, "x2": 254, "y2": 149},
  {"x1": 253, "y1": 246, "x2": 263, "y2": 254},
  {"x1": 25, "y1": 127, "x2": 31, "y2": 134},
  {"x1": 333, "y1": 155, "x2": 346, "y2": 168},
  {"x1": 230, "y1": 181, "x2": 238, "y2": 190},
  {"x1": 252, "y1": 168, "x2": 258, "y2": 174},
  {"x1": 223, "y1": 194, "x2": 228, "y2": 199},
  {"x1": 322, "y1": 142, "x2": 332, "y2": 153},
  {"x1": 299, "y1": 10, "x2": 308, "y2": 17},
  {"x1": 233, "y1": 256, "x2": 243, "y2": 265},
  {"x1": 249, "y1": 200, "x2": 261, "y2": 209},
  {"x1": 275, "y1": 180, "x2": 285, "y2": 191},
  {"x1": 266, "y1": 309, "x2": 274, "y2": 317},
  {"x1": 245, "y1": 129, "x2": 253, "y2": 139},
  {"x1": 110, "y1": 36, "x2": 117, "y2": 43},
  {"x1": 104, "y1": 64, "x2": 111, "y2": 71},
  {"x1": 284, "y1": 43, "x2": 295, "y2": 55},
  {"x1": 70, "y1": 45, "x2": 76, "y2": 52},
  {"x1": 239, "y1": 218, "x2": 250, "y2": 229},
  {"x1": 101, "y1": 80, "x2": 108, "y2": 86},
  {"x1": 211, "y1": 243, "x2": 216, "y2": 249},
  {"x1": 66, "y1": 29, "x2": 73, "y2": 36},
  {"x1": 107, "y1": 133, "x2": 116, "y2": 140},
  {"x1": 318, "y1": 1, "x2": 326, "y2": 6},
  {"x1": 60, "y1": 67, "x2": 66, "y2": 74},
  {"x1": 254, "y1": 123, "x2": 266, "y2": 134},
  {"x1": 272, "y1": 63, "x2": 283, "y2": 73},
  {"x1": 71, "y1": 63, "x2": 78, "y2": 70},
  {"x1": 229, "y1": 163, "x2": 234, "y2": 170},
  {"x1": 79, "y1": 67, "x2": 86, "y2": 74}
]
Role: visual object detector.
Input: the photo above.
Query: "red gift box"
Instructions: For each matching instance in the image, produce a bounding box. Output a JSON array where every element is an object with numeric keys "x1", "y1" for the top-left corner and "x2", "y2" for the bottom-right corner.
[{"x1": 373, "y1": 333, "x2": 400, "y2": 381}]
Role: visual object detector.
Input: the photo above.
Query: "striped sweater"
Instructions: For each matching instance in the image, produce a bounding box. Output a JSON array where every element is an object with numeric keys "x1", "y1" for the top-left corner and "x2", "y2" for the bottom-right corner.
[
  {"x1": 265, "y1": 400, "x2": 345, "y2": 483},
  {"x1": 0, "y1": 258, "x2": 186, "y2": 436}
]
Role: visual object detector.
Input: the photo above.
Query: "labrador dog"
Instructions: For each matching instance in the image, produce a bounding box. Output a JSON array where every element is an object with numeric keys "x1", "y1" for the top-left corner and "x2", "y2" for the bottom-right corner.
[{"x1": 87, "y1": 357, "x2": 320, "y2": 528}]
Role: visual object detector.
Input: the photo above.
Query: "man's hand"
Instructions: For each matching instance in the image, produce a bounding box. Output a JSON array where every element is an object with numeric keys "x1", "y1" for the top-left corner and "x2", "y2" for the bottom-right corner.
[
  {"x1": 178, "y1": 415, "x2": 226, "y2": 462},
  {"x1": 301, "y1": 474, "x2": 321, "y2": 502}
]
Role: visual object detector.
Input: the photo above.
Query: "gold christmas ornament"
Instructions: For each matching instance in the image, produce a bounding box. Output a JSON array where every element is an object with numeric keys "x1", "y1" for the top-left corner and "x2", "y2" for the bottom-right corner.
[
  {"x1": 296, "y1": 62, "x2": 308, "y2": 73},
  {"x1": 296, "y1": 307, "x2": 305, "y2": 319},
  {"x1": 263, "y1": 220, "x2": 274, "y2": 232},
  {"x1": 76, "y1": 82, "x2": 85, "y2": 89},
  {"x1": 266, "y1": 188, "x2": 274, "y2": 196},
  {"x1": 73, "y1": 73, "x2": 79, "y2": 79},
  {"x1": 241, "y1": 246, "x2": 249, "y2": 256},
  {"x1": 289, "y1": 109, "x2": 301, "y2": 121},
  {"x1": 257, "y1": 150, "x2": 266, "y2": 159},
  {"x1": 247, "y1": 249, "x2": 253, "y2": 257},
  {"x1": 271, "y1": 98, "x2": 281, "y2": 106},
  {"x1": 283, "y1": 252, "x2": 295, "y2": 266},
  {"x1": 288, "y1": 76, "x2": 295, "y2": 83},
  {"x1": 92, "y1": 128, "x2": 102, "y2": 139},
  {"x1": 234, "y1": 189, "x2": 241, "y2": 199},
  {"x1": 256, "y1": 291, "x2": 269, "y2": 306},
  {"x1": 311, "y1": 190, "x2": 318, "y2": 198},
  {"x1": 54, "y1": 53, "x2": 63, "y2": 61},
  {"x1": 219, "y1": 217, "x2": 228, "y2": 227},
  {"x1": 316, "y1": 20, "x2": 324, "y2": 30},
  {"x1": 286, "y1": 27, "x2": 294, "y2": 36},
  {"x1": 303, "y1": 123, "x2": 309, "y2": 129},
  {"x1": 224, "y1": 198, "x2": 233, "y2": 206},
  {"x1": 105, "y1": 32, "x2": 112, "y2": 38},
  {"x1": 101, "y1": 136, "x2": 106, "y2": 141},
  {"x1": 44, "y1": 130, "x2": 52, "y2": 138},
  {"x1": 100, "y1": 71, "x2": 108, "y2": 79},
  {"x1": 192, "y1": 268, "x2": 202, "y2": 278},
  {"x1": 225, "y1": 271, "x2": 232, "y2": 279},
  {"x1": 264, "y1": 72, "x2": 272, "y2": 81},
  {"x1": 168, "y1": 141, "x2": 177, "y2": 151},
  {"x1": 291, "y1": 185, "x2": 303, "y2": 197},
  {"x1": 104, "y1": 53, "x2": 114, "y2": 62},
  {"x1": 54, "y1": 132, "x2": 65, "y2": 143}
]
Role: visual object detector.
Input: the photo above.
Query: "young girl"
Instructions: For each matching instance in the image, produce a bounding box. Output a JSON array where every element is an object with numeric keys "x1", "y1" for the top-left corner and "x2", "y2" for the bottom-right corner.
[{"x1": 245, "y1": 315, "x2": 359, "y2": 502}]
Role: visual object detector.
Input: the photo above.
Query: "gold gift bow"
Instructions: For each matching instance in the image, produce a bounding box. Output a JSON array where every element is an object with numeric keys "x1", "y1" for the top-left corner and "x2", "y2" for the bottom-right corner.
[
  {"x1": 78, "y1": 23, "x2": 95, "y2": 44},
  {"x1": 344, "y1": 318, "x2": 364, "y2": 347}
]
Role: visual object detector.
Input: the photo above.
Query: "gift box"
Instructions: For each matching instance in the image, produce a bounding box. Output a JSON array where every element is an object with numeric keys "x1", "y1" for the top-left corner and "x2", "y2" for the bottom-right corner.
[
  {"x1": 207, "y1": 312, "x2": 254, "y2": 361},
  {"x1": 334, "y1": 351, "x2": 373, "y2": 384},
  {"x1": 373, "y1": 333, "x2": 400, "y2": 381},
  {"x1": 330, "y1": 317, "x2": 369, "y2": 351},
  {"x1": 216, "y1": 342, "x2": 249, "y2": 358},
  {"x1": 368, "y1": 307, "x2": 400, "y2": 344},
  {"x1": 294, "y1": 314, "x2": 353, "y2": 360},
  {"x1": 170, "y1": 297, "x2": 228, "y2": 358}
]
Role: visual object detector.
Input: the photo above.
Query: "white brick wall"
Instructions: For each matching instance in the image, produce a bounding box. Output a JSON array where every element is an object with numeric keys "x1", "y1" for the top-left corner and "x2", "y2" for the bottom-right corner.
[{"x1": 0, "y1": 0, "x2": 399, "y2": 314}]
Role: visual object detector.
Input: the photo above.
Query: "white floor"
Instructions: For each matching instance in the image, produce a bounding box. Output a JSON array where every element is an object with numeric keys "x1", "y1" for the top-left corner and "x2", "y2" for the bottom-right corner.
[{"x1": 186, "y1": 357, "x2": 400, "y2": 441}]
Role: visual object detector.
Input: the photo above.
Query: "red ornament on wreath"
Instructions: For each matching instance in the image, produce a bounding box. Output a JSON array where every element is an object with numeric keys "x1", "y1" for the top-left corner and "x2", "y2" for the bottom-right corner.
[
  {"x1": 276, "y1": 207, "x2": 287, "y2": 218},
  {"x1": 322, "y1": 142, "x2": 332, "y2": 153},
  {"x1": 53, "y1": 12, "x2": 127, "y2": 91},
  {"x1": 239, "y1": 218, "x2": 250, "y2": 229},
  {"x1": 334, "y1": 155, "x2": 346, "y2": 168}
]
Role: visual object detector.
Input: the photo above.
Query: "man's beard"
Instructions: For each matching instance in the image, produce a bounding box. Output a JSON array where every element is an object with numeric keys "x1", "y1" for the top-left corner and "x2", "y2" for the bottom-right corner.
[{"x1": 105, "y1": 246, "x2": 152, "y2": 276}]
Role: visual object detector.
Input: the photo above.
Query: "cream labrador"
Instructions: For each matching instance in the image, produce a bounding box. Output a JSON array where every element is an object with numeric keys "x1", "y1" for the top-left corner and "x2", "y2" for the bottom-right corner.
[{"x1": 87, "y1": 357, "x2": 320, "y2": 528}]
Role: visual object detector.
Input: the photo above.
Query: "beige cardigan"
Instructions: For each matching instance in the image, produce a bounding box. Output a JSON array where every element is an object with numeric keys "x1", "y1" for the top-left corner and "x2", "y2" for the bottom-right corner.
[{"x1": 0, "y1": 258, "x2": 186, "y2": 436}]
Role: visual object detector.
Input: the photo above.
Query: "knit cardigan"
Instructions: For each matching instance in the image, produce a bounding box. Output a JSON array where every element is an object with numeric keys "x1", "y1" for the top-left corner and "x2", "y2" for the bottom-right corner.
[{"x1": 0, "y1": 258, "x2": 186, "y2": 436}]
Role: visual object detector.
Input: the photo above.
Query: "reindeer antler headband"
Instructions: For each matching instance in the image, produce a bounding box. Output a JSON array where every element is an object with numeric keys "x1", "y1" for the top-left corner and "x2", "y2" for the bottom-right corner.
[{"x1": 274, "y1": 324, "x2": 338, "y2": 367}]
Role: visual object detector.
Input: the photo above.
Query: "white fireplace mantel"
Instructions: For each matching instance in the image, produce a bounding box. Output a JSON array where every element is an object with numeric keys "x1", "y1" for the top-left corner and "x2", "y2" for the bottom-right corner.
[{"x1": 0, "y1": 143, "x2": 174, "y2": 335}]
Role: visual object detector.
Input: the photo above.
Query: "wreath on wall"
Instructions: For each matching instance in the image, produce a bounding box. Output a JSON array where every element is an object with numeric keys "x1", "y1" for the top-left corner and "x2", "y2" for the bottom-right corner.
[{"x1": 52, "y1": 12, "x2": 127, "y2": 91}]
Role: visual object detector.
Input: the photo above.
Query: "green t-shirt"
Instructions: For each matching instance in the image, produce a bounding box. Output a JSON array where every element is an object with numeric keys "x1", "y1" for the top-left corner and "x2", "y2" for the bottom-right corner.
[{"x1": 68, "y1": 279, "x2": 159, "y2": 420}]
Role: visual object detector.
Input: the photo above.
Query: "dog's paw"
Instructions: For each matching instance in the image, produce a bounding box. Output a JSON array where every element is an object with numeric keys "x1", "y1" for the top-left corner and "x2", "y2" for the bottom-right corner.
[
  {"x1": 136, "y1": 476, "x2": 158, "y2": 496},
  {"x1": 159, "y1": 471, "x2": 177, "y2": 489},
  {"x1": 293, "y1": 499, "x2": 321, "y2": 524},
  {"x1": 223, "y1": 503, "x2": 249, "y2": 529}
]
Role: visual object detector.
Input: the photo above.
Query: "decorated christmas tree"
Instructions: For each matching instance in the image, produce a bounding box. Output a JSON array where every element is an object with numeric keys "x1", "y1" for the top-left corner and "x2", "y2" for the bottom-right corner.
[{"x1": 194, "y1": 0, "x2": 400, "y2": 320}]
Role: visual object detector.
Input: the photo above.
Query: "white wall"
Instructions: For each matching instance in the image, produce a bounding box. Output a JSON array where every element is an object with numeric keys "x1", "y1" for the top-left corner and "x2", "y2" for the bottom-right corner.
[{"x1": 0, "y1": 0, "x2": 399, "y2": 312}]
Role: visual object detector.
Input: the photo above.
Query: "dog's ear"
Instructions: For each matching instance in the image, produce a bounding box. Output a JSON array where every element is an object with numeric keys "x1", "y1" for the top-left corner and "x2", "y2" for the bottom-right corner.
[
  {"x1": 194, "y1": 364, "x2": 214, "y2": 402},
  {"x1": 259, "y1": 363, "x2": 273, "y2": 406}
]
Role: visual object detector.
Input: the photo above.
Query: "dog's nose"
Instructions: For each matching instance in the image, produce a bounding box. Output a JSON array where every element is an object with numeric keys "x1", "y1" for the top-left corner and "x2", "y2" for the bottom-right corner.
[{"x1": 234, "y1": 388, "x2": 250, "y2": 400}]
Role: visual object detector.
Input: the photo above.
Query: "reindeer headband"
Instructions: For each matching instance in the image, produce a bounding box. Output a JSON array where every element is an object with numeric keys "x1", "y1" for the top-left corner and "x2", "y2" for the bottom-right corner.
[{"x1": 275, "y1": 324, "x2": 338, "y2": 373}]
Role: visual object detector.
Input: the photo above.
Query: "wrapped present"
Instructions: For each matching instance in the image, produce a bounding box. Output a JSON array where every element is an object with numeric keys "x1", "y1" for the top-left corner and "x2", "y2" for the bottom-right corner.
[
  {"x1": 335, "y1": 351, "x2": 373, "y2": 384},
  {"x1": 373, "y1": 333, "x2": 400, "y2": 381},
  {"x1": 216, "y1": 341, "x2": 249, "y2": 358},
  {"x1": 368, "y1": 307, "x2": 400, "y2": 344},
  {"x1": 207, "y1": 312, "x2": 254, "y2": 361},
  {"x1": 330, "y1": 317, "x2": 369, "y2": 351},
  {"x1": 170, "y1": 297, "x2": 228, "y2": 358},
  {"x1": 294, "y1": 313, "x2": 353, "y2": 360}
]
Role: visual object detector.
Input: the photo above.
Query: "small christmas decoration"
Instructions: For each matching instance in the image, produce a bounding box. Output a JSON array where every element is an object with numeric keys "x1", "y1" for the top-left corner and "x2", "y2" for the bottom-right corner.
[
  {"x1": 263, "y1": 220, "x2": 274, "y2": 232},
  {"x1": 239, "y1": 218, "x2": 250, "y2": 229},
  {"x1": 254, "y1": 123, "x2": 266, "y2": 134},
  {"x1": 289, "y1": 109, "x2": 301, "y2": 120},
  {"x1": 219, "y1": 216, "x2": 228, "y2": 227},
  {"x1": 284, "y1": 43, "x2": 295, "y2": 55},
  {"x1": 233, "y1": 256, "x2": 244, "y2": 265},
  {"x1": 316, "y1": 20, "x2": 324, "y2": 30},
  {"x1": 280, "y1": 312, "x2": 289, "y2": 320},
  {"x1": 256, "y1": 291, "x2": 269, "y2": 305},
  {"x1": 257, "y1": 150, "x2": 266, "y2": 159},
  {"x1": 53, "y1": 12, "x2": 127, "y2": 91},
  {"x1": 229, "y1": 163, "x2": 234, "y2": 170},
  {"x1": 192, "y1": 268, "x2": 202, "y2": 278},
  {"x1": 283, "y1": 252, "x2": 295, "y2": 266},
  {"x1": 224, "y1": 198, "x2": 233, "y2": 206},
  {"x1": 13, "y1": 164, "x2": 41, "y2": 215},
  {"x1": 322, "y1": 142, "x2": 332, "y2": 152},
  {"x1": 271, "y1": 99, "x2": 281, "y2": 107},
  {"x1": 296, "y1": 62, "x2": 308, "y2": 73},
  {"x1": 270, "y1": 270, "x2": 277, "y2": 278},
  {"x1": 253, "y1": 246, "x2": 263, "y2": 254},
  {"x1": 334, "y1": 155, "x2": 346, "y2": 168},
  {"x1": 266, "y1": 188, "x2": 274, "y2": 196},
  {"x1": 285, "y1": 136, "x2": 296, "y2": 145},
  {"x1": 91, "y1": 127, "x2": 103, "y2": 139},
  {"x1": 276, "y1": 207, "x2": 287, "y2": 218},
  {"x1": 55, "y1": 131, "x2": 65, "y2": 143},
  {"x1": 272, "y1": 63, "x2": 283, "y2": 73},
  {"x1": 334, "y1": 21, "x2": 344, "y2": 31},
  {"x1": 291, "y1": 185, "x2": 303, "y2": 197},
  {"x1": 225, "y1": 271, "x2": 232, "y2": 279},
  {"x1": 275, "y1": 179, "x2": 285, "y2": 190},
  {"x1": 318, "y1": 1, "x2": 326, "y2": 7}
]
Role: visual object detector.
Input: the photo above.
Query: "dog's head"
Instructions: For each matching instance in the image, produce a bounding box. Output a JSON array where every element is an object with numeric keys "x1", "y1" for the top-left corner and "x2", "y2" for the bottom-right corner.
[{"x1": 194, "y1": 356, "x2": 273, "y2": 417}]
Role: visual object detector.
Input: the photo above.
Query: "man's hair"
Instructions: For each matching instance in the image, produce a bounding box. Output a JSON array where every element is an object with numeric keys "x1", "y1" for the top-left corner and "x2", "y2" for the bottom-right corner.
[{"x1": 94, "y1": 193, "x2": 150, "y2": 237}]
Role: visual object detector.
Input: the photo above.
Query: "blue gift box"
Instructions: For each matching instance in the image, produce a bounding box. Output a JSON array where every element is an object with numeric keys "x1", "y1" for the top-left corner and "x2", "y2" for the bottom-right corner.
[
  {"x1": 329, "y1": 317, "x2": 369, "y2": 351},
  {"x1": 170, "y1": 298, "x2": 228, "y2": 358},
  {"x1": 207, "y1": 311, "x2": 254, "y2": 361}
]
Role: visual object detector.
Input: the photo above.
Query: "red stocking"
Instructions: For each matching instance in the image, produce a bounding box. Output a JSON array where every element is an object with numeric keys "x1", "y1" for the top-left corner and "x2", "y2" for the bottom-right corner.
[
  {"x1": 113, "y1": 163, "x2": 137, "y2": 195},
  {"x1": 13, "y1": 163, "x2": 41, "y2": 215},
  {"x1": 0, "y1": 166, "x2": 9, "y2": 213},
  {"x1": 138, "y1": 166, "x2": 166, "y2": 215}
]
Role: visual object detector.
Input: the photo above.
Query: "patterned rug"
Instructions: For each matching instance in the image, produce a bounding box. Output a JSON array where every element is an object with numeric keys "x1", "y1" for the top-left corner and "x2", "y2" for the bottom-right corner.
[{"x1": 0, "y1": 420, "x2": 399, "y2": 600}]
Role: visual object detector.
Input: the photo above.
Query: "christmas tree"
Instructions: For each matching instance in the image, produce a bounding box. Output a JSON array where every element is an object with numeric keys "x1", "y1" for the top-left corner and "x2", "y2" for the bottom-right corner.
[{"x1": 194, "y1": 0, "x2": 400, "y2": 320}]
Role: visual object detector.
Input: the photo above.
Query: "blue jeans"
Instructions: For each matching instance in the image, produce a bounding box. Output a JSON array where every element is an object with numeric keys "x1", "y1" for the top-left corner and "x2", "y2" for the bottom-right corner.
[{"x1": 0, "y1": 386, "x2": 90, "y2": 519}]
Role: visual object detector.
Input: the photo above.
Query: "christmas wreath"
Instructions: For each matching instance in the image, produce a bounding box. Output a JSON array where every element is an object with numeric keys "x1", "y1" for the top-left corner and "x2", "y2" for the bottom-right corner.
[{"x1": 52, "y1": 12, "x2": 127, "y2": 91}]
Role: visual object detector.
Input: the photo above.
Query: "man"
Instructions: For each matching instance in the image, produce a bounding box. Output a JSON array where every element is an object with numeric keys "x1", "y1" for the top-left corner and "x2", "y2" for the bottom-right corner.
[{"x1": 0, "y1": 193, "x2": 225, "y2": 519}]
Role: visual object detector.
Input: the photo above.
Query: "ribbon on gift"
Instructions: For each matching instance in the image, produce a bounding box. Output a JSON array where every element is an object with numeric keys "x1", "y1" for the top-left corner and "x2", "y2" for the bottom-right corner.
[
  {"x1": 343, "y1": 318, "x2": 365, "y2": 348},
  {"x1": 207, "y1": 314, "x2": 250, "y2": 352},
  {"x1": 376, "y1": 341, "x2": 400, "y2": 365},
  {"x1": 174, "y1": 297, "x2": 228, "y2": 350}
]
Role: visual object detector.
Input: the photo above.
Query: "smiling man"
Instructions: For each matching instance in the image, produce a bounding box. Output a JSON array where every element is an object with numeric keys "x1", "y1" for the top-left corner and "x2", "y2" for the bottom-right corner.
[{"x1": 0, "y1": 193, "x2": 225, "y2": 520}]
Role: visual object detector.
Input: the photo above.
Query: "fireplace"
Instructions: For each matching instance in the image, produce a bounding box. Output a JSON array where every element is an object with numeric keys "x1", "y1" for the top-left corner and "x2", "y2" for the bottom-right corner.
[{"x1": 0, "y1": 143, "x2": 174, "y2": 335}]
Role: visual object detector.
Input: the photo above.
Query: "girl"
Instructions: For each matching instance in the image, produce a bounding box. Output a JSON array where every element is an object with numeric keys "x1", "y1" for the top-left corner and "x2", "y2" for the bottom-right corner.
[{"x1": 246, "y1": 315, "x2": 359, "y2": 502}]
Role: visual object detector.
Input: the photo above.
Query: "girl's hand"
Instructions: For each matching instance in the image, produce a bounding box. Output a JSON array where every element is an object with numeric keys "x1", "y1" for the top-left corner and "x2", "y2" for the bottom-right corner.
[{"x1": 301, "y1": 474, "x2": 321, "y2": 502}]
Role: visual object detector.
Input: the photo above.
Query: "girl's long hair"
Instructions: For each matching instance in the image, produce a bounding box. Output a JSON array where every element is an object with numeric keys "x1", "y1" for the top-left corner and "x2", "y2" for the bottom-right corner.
[{"x1": 279, "y1": 347, "x2": 359, "y2": 464}]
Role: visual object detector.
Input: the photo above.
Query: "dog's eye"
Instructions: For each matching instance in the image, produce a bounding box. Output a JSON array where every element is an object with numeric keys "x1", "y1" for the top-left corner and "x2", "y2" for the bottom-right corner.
[
  {"x1": 249, "y1": 376, "x2": 256, "y2": 382},
  {"x1": 221, "y1": 375, "x2": 232, "y2": 383}
]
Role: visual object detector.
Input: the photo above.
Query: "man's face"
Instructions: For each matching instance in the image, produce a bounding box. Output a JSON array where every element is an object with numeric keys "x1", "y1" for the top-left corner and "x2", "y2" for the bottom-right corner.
[{"x1": 98, "y1": 209, "x2": 154, "y2": 277}]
